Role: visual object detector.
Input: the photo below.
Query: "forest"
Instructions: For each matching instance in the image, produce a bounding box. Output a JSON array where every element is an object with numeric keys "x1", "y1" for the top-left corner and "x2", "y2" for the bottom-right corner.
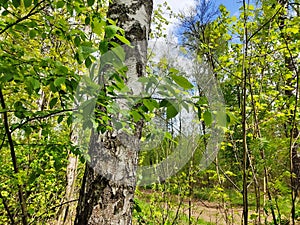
[{"x1": 0, "y1": 0, "x2": 299, "y2": 224}]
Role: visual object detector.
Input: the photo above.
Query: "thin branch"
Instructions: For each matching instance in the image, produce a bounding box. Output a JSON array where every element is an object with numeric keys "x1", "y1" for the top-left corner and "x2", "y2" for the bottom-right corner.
[
  {"x1": 212, "y1": 160, "x2": 241, "y2": 192},
  {"x1": 0, "y1": 0, "x2": 47, "y2": 35},
  {"x1": 10, "y1": 109, "x2": 73, "y2": 133},
  {"x1": 247, "y1": 6, "x2": 283, "y2": 42},
  {"x1": 0, "y1": 133, "x2": 6, "y2": 151},
  {"x1": 29, "y1": 199, "x2": 78, "y2": 224},
  {"x1": 0, "y1": 191, "x2": 15, "y2": 225}
]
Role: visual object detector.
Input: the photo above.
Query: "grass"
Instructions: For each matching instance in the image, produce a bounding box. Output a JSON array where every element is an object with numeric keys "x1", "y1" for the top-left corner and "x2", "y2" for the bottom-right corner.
[
  {"x1": 134, "y1": 185, "x2": 300, "y2": 224},
  {"x1": 133, "y1": 194, "x2": 215, "y2": 225}
]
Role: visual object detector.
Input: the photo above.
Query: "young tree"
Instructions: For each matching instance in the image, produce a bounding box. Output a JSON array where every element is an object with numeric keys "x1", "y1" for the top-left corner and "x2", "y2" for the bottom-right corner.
[
  {"x1": 74, "y1": 1, "x2": 153, "y2": 224},
  {"x1": 277, "y1": 0, "x2": 300, "y2": 223}
]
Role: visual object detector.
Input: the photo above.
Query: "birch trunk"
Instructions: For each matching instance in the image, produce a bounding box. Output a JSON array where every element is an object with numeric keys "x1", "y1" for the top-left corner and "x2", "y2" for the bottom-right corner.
[{"x1": 75, "y1": 1, "x2": 153, "y2": 224}]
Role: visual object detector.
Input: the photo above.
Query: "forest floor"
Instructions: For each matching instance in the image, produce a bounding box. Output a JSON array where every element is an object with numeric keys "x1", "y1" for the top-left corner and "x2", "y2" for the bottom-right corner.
[
  {"x1": 183, "y1": 199, "x2": 243, "y2": 225},
  {"x1": 139, "y1": 189, "x2": 274, "y2": 225}
]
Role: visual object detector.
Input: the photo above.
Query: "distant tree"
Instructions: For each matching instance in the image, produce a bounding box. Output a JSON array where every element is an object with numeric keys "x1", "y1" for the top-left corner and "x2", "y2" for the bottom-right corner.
[{"x1": 178, "y1": 0, "x2": 222, "y2": 64}]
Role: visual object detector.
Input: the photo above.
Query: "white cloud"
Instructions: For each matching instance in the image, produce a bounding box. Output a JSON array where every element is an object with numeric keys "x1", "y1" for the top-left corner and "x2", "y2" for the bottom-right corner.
[
  {"x1": 153, "y1": 0, "x2": 196, "y2": 35},
  {"x1": 154, "y1": 0, "x2": 195, "y2": 14}
]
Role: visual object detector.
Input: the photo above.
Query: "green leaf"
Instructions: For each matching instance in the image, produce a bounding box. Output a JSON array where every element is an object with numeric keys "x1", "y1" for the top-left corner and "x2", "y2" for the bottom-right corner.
[
  {"x1": 169, "y1": 67, "x2": 179, "y2": 75},
  {"x1": 74, "y1": 36, "x2": 81, "y2": 46},
  {"x1": 50, "y1": 82, "x2": 57, "y2": 92},
  {"x1": 85, "y1": 16, "x2": 90, "y2": 25},
  {"x1": 248, "y1": 4, "x2": 254, "y2": 10},
  {"x1": 160, "y1": 99, "x2": 170, "y2": 107},
  {"x1": 2, "y1": 10, "x2": 9, "y2": 16},
  {"x1": 93, "y1": 18, "x2": 105, "y2": 36},
  {"x1": 54, "y1": 77, "x2": 65, "y2": 87},
  {"x1": 27, "y1": 77, "x2": 40, "y2": 90},
  {"x1": 57, "y1": 115, "x2": 64, "y2": 124},
  {"x1": 170, "y1": 74, "x2": 193, "y2": 90},
  {"x1": 14, "y1": 101, "x2": 26, "y2": 119},
  {"x1": 164, "y1": 132, "x2": 172, "y2": 140},
  {"x1": 134, "y1": 199, "x2": 142, "y2": 213},
  {"x1": 111, "y1": 118, "x2": 123, "y2": 130},
  {"x1": 167, "y1": 103, "x2": 178, "y2": 119},
  {"x1": 49, "y1": 98, "x2": 58, "y2": 109},
  {"x1": 87, "y1": 0, "x2": 95, "y2": 6},
  {"x1": 105, "y1": 25, "x2": 118, "y2": 39},
  {"x1": 1, "y1": 191, "x2": 9, "y2": 197},
  {"x1": 197, "y1": 96, "x2": 208, "y2": 106},
  {"x1": 23, "y1": 0, "x2": 32, "y2": 8},
  {"x1": 12, "y1": 0, "x2": 21, "y2": 8},
  {"x1": 56, "y1": 1, "x2": 65, "y2": 8},
  {"x1": 131, "y1": 110, "x2": 142, "y2": 122},
  {"x1": 81, "y1": 45, "x2": 97, "y2": 58},
  {"x1": 203, "y1": 110, "x2": 212, "y2": 126},
  {"x1": 112, "y1": 46, "x2": 126, "y2": 62},
  {"x1": 23, "y1": 126, "x2": 32, "y2": 137},
  {"x1": 115, "y1": 34, "x2": 131, "y2": 46},
  {"x1": 14, "y1": 101, "x2": 24, "y2": 110},
  {"x1": 99, "y1": 40, "x2": 108, "y2": 54},
  {"x1": 0, "y1": 73, "x2": 13, "y2": 82},
  {"x1": 29, "y1": 29, "x2": 37, "y2": 38},
  {"x1": 67, "y1": 114, "x2": 72, "y2": 126},
  {"x1": 143, "y1": 99, "x2": 158, "y2": 112},
  {"x1": 85, "y1": 56, "x2": 92, "y2": 68}
]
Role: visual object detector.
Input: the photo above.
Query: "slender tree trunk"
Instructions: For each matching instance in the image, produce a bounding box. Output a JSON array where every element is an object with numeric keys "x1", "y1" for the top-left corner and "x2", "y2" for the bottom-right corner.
[
  {"x1": 241, "y1": 0, "x2": 249, "y2": 223},
  {"x1": 57, "y1": 131, "x2": 78, "y2": 225},
  {"x1": 277, "y1": 1, "x2": 300, "y2": 224},
  {"x1": 0, "y1": 89, "x2": 28, "y2": 225},
  {"x1": 74, "y1": 1, "x2": 153, "y2": 224}
]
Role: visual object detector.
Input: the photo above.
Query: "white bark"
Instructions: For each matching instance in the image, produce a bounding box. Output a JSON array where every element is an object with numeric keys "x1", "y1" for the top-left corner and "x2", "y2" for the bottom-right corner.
[{"x1": 75, "y1": 1, "x2": 153, "y2": 224}]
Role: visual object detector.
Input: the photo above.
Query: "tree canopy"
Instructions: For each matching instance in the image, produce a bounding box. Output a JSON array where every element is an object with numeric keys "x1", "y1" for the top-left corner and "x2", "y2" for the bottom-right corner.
[{"x1": 0, "y1": 0, "x2": 299, "y2": 224}]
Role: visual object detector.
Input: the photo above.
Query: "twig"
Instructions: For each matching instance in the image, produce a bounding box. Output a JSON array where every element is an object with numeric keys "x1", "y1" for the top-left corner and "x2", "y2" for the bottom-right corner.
[
  {"x1": 10, "y1": 109, "x2": 73, "y2": 133},
  {"x1": 0, "y1": 191, "x2": 15, "y2": 224},
  {"x1": 0, "y1": 0, "x2": 47, "y2": 35},
  {"x1": 247, "y1": 6, "x2": 283, "y2": 42}
]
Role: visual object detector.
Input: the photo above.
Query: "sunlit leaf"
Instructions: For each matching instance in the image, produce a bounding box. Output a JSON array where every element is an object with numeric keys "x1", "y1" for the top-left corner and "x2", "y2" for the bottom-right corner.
[{"x1": 170, "y1": 74, "x2": 193, "y2": 90}]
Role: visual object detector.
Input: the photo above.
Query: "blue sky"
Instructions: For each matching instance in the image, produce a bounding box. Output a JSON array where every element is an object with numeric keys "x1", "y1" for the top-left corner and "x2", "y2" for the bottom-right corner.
[
  {"x1": 153, "y1": 0, "x2": 243, "y2": 36},
  {"x1": 215, "y1": 0, "x2": 241, "y2": 15},
  {"x1": 154, "y1": 0, "x2": 242, "y2": 16}
]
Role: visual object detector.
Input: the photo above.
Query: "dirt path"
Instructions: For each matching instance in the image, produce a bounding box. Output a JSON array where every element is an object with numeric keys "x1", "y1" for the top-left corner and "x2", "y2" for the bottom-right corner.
[
  {"x1": 188, "y1": 199, "x2": 277, "y2": 225},
  {"x1": 139, "y1": 190, "x2": 273, "y2": 225},
  {"x1": 185, "y1": 199, "x2": 243, "y2": 225}
]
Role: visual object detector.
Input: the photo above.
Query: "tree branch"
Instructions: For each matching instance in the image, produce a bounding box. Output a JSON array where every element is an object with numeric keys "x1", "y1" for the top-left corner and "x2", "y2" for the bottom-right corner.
[
  {"x1": 0, "y1": 0, "x2": 47, "y2": 35},
  {"x1": 10, "y1": 109, "x2": 73, "y2": 133},
  {"x1": 247, "y1": 6, "x2": 283, "y2": 42}
]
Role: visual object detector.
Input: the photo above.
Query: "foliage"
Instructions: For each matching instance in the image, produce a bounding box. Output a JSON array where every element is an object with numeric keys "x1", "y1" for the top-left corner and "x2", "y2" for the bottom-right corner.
[
  {"x1": 0, "y1": 0, "x2": 299, "y2": 224},
  {"x1": 0, "y1": 0, "x2": 109, "y2": 223}
]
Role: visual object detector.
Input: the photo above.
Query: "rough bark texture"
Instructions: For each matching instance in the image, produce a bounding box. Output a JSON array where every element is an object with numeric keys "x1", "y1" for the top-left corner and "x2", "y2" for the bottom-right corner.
[{"x1": 75, "y1": 1, "x2": 153, "y2": 224}]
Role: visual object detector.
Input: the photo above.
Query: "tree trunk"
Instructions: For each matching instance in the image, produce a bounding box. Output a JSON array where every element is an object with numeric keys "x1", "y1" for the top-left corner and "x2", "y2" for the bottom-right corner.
[
  {"x1": 277, "y1": 1, "x2": 300, "y2": 224},
  {"x1": 74, "y1": 1, "x2": 153, "y2": 224},
  {"x1": 242, "y1": 0, "x2": 249, "y2": 223},
  {"x1": 57, "y1": 145, "x2": 78, "y2": 224}
]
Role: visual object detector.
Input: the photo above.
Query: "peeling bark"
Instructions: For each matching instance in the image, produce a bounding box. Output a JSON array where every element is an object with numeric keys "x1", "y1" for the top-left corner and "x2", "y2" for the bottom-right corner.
[{"x1": 74, "y1": 1, "x2": 153, "y2": 224}]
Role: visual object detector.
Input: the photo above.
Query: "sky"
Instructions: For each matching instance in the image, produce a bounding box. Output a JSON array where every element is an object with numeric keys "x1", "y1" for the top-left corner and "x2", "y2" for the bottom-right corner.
[
  {"x1": 153, "y1": 0, "x2": 242, "y2": 35},
  {"x1": 154, "y1": 0, "x2": 242, "y2": 14}
]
